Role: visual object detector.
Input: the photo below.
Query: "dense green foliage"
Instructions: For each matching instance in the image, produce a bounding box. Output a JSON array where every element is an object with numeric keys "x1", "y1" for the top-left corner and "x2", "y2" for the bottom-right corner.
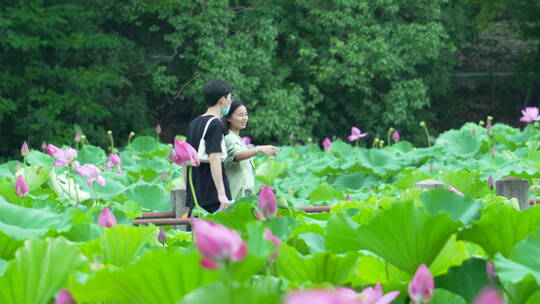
[{"x1": 1, "y1": 0, "x2": 537, "y2": 158}]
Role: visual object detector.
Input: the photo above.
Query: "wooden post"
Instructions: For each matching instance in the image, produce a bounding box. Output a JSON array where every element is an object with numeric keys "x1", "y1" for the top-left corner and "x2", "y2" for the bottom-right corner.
[
  {"x1": 414, "y1": 179, "x2": 444, "y2": 190},
  {"x1": 495, "y1": 177, "x2": 529, "y2": 210},
  {"x1": 170, "y1": 188, "x2": 187, "y2": 230}
]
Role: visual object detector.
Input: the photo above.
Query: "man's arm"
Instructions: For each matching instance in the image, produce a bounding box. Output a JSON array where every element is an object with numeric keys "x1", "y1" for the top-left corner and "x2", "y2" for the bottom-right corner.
[{"x1": 209, "y1": 152, "x2": 230, "y2": 211}]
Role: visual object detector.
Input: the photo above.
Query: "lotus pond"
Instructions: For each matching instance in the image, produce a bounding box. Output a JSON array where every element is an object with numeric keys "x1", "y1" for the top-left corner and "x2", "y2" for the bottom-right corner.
[{"x1": 0, "y1": 119, "x2": 540, "y2": 304}]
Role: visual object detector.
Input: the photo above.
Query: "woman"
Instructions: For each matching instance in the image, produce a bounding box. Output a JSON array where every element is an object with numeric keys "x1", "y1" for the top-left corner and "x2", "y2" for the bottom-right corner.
[{"x1": 223, "y1": 100, "x2": 278, "y2": 200}]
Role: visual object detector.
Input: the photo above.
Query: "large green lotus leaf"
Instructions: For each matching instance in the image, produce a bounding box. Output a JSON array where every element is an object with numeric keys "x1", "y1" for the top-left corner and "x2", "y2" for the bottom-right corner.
[
  {"x1": 494, "y1": 228, "x2": 540, "y2": 285},
  {"x1": 25, "y1": 150, "x2": 54, "y2": 167},
  {"x1": 79, "y1": 225, "x2": 157, "y2": 267},
  {"x1": 139, "y1": 158, "x2": 169, "y2": 172},
  {"x1": 0, "y1": 231, "x2": 23, "y2": 259},
  {"x1": 274, "y1": 244, "x2": 358, "y2": 285},
  {"x1": 429, "y1": 289, "x2": 467, "y2": 304},
  {"x1": 439, "y1": 170, "x2": 489, "y2": 198},
  {"x1": 435, "y1": 258, "x2": 494, "y2": 302},
  {"x1": 347, "y1": 254, "x2": 410, "y2": 290},
  {"x1": 125, "y1": 183, "x2": 169, "y2": 211},
  {"x1": 332, "y1": 172, "x2": 379, "y2": 191},
  {"x1": 420, "y1": 189, "x2": 482, "y2": 224},
  {"x1": 325, "y1": 200, "x2": 462, "y2": 274},
  {"x1": 354, "y1": 149, "x2": 403, "y2": 177},
  {"x1": 504, "y1": 276, "x2": 540, "y2": 304},
  {"x1": 255, "y1": 159, "x2": 287, "y2": 185},
  {"x1": 61, "y1": 222, "x2": 103, "y2": 242},
  {"x1": 327, "y1": 140, "x2": 354, "y2": 158},
  {"x1": 179, "y1": 281, "x2": 281, "y2": 304},
  {"x1": 429, "y1": 236, "x2": 470, "y2": 277},
  {"x1": 435, "y1": 128, "x2": 482, "y2": 158},
  {"x1": 458, "y1": 204, "x2": 540, "y2": 258},
  {"x1": 394, "y1": 169, "x2": 431, "y2": 190},
  {"x1": 309, "y1": 183, "x2": 344, "y2": 202},
  {"x1": 72, "y1": 249, "x2": 219, "y2": 304},
  {"x1": 206, "y1": 203, "x2": 257, "y2": 236},
  {"x1": 0, "y1": 238, "x2": 87, "y2": 304},
  {"x1": 0, "y1": 196, "x2": 72, "y2": 240},
  {"x1": 77, "y1": 145, "x2": 107, "y2": 165},
  {"x1": 307, "y1": 156, "x2": 343, "y2": 177},
  {"x1": 16, "y1": 165, "x2": 48, "y2": 191},
  {"x1": 129, "y1": 136, "x2": 159, "y2": 153},
  {"x1": 128, "y1": 167, "x2": 161, "y2": 183}
]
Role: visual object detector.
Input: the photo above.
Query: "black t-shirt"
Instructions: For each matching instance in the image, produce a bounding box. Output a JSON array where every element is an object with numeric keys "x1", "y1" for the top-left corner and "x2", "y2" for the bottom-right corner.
[{"x1": 185, "y1": 115, "x2": 231, "y2": 208}]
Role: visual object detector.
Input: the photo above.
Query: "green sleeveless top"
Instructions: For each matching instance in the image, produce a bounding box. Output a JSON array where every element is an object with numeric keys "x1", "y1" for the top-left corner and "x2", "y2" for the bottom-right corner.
[{"x1": 224, "y1": 131, "x2": 255, "y2": 200}]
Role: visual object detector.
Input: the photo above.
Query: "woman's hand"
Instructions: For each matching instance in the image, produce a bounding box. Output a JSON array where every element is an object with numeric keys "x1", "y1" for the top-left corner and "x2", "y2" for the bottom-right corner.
[{"x1": 257, "y1": 145, "x2": 279, "y2": 157}]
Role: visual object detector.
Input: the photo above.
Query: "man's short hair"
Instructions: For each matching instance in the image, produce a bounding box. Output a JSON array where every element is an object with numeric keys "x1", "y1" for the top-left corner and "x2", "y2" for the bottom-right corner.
[{"x1": 203, "y1": 79, "x2": 232, "y2": 106}]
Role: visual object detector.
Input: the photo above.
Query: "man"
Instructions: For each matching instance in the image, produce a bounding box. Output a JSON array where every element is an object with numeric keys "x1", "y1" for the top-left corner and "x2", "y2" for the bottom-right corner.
[{"x1": 185, "y1": 79, "x2": 233, "y2": 213}]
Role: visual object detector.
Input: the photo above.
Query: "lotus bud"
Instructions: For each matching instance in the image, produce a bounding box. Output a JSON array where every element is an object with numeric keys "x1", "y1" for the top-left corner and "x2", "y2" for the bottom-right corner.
[
  {"x1": 107, "y1": 130, "x2": 112, "y2": 136},
  {"x1": 345, "y1": 194, "x2": 351, "y2": 201},
  {"x1": 472, "y1": 129, "x2": 477, "y2": 135},
  {"x1": 487, "y1": 115, "x2": 493, "y2": 121},
  {"x1": 408, "y1": 264, "x2": 434, "y2": 303},
  {"x1": 98, "y1": 206, "x2": 117, "y2": 228},
  {"x1": 322, "y1": 138, "x2": 331, "y2": 150},
  {"x1": 486, "y1": 261, "x2": 497, "y2": 282},
  {"x1": 21, "y1": 141, "x2": 29, "y2": 157},
  {"x1": 490, "y1": 147, "x2": 497, "y2": 158},
  {"x1": 479, "y1": 120, "x2": 485, "y2": 126},
  {"x1": 162, "y1": 170, "x2": 168, "y2": 182},
  {"x1": 74, "y1": 133, "x2": 81, "y2": 143},
  {"x1": 419, "y1": 121, "x2": 426, "y2": 128},
  {"x1": 473, "y1": 287, "x2": 503, "y2": 304},
  {"x1": 258, "y1": 185, "x2": 277, "y2": 220},
  {"x1": 129, "y1": 131, "x2": 135, "y2": 139},
  {"x1": 156, "y1": 123, "x2": 162, "y2": 135},
  {"x1": 41, "y1": 141, "x2": 47, "y2": 151},
  {"x1": 15, "y1": 175, "x2": 30, "y2": 197},
  {"x1": 487, "y1": 176, "x2": 494, "y2": 190},
  {"x1": 80, "y1": 135, "x2": 86, "y2": 142},
  {"x1": 158, "y1": 228, "x2": 167, "y2": 244},
  {"x1": 392, "y1": 130, "x2": 400, "y2": 142},
  {"x1": 379, "y1": 140, "x2": 385, "y2": 148},
  {"x1": 55, "y1": 288, "x2": 75, "y2": 304}
]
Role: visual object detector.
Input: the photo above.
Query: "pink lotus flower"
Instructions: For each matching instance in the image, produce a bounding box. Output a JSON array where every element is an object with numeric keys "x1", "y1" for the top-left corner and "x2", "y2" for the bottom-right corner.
[
  {"x1": 408, "y1": 264, "x2": 434, "y2": 303},
  {"x1": 105, "y1": 153, "x2": 121, "y2": 168},
  {"x1": 322, "y1": 138, "x2": 332, "y2": 149},
  {"x1": 156, "y1": 123, "x2": 162, "y2": 134},
  {"x1": 75, "y1": 163, "x2": 106, "y2": 186},
  {"x1": 447, "y1": 185, "x2": 464, "y2": 196},
  {"x1": 473, "y1": 287, "x2": 503, "y2": 304},
  {"x1": 21, "y1": 141, "x2": 29, "y2": 157},
  {"x1": 285, "y1": 289, "x2": 359, "y2": 304},
  {"x1": 55, "y1": 288, "x2": 75, "y2": 304},
  {"x1": 46, "y1": 144, "x2": 77, "y2": 167},
  {"x1": 358, "y1": 283, "x2": 400, "y2": 304},
  {"x1": 192, "y1": 218, "x2": 247, "y2": 269},
  {"x1": 105, "y1": 153, "x2": 123, "y2": 173},
  {"x1": 520, "y1": 107, "x2": 540, "y2": 123},
  {"x1": 258, "y1": 185, "x2": 277, "y2": 220},
  {"x1": 15, "y1": 175, "x2": 29, "y2": 197},
  {"x1": 172, "y1": 139, "x2": 200, "y2": 167},
  {"x1": 392, "y1": 130, "x2": 400, "y2": 142},
  {"x1": 347, "y1": 126, "x2": 368, "y2": 142},
  {"x1": 263, "y1": 228, "x2": 280, "y2": 263},
  {"x1": 98, "y1": 206, "x2": 117, "y2": 228}
]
